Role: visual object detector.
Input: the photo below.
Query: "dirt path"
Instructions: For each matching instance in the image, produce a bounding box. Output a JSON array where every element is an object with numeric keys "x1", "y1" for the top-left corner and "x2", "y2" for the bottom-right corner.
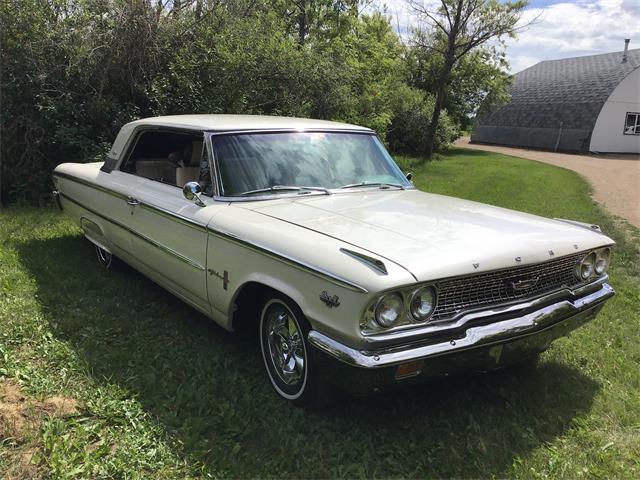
[{"x1": 454, "y1": 137, "x2": 640, "y2": 228}]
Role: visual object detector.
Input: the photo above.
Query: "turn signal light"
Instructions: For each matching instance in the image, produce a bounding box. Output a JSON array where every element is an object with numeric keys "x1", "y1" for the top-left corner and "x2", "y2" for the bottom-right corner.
[{"x1": 395, "y1": 360, "x2": 424, "y2": 380}]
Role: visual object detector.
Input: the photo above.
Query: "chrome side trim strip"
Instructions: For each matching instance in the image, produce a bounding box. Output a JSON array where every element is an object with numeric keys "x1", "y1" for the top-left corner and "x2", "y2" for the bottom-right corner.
[
  {"x1": 58, "y1": 192, "x2": 205, "y2": 271},
  {"x1": 56, "y1": 172, "x2": 366, "y2": 291},
  {"x1": 139, "y1": 202, "x2": 207, "y2": 231},
  {"x1": 206, "y1": 228, "x2": 368, "y2": 293},
  {"x1": 54, "y1": 172, "x2": 208, "y2": 232},
  {"x1": 53, "y1": 172, "x2": 128, "y2": 201},
  {"x1": 309, "y1": 282, "x2": 615, "y2": 369}
]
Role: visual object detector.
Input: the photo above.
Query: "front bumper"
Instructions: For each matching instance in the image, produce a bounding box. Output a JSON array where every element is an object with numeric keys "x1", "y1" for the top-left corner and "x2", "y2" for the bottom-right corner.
[{"x1": 308, "y1": 280, "x2": 614, "y2": 394}]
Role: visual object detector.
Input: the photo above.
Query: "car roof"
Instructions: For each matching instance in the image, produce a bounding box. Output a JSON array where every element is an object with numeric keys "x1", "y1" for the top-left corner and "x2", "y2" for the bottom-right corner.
[{"x1": 125, "y1": 114, "x2": 373, "y2": 132}]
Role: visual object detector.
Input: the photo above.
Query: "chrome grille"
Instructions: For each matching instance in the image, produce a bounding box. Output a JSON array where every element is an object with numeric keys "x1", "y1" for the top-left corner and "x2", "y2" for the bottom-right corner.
[{"x1": 432, "y1": 252, "x2": 586, "y2": 321}]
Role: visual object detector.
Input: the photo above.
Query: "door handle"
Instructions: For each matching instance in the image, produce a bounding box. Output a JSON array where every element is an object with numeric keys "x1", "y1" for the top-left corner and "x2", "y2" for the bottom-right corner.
[{"x1": 127, "y1": 197, "x2": 140, "y2": 206}]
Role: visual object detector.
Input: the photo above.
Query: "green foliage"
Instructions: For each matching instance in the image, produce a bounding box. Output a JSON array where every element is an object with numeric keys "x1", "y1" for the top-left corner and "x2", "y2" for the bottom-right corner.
[
  {"x1": 387, "y1": 85, "x2": 459, "y2": 156},
  {"x1": 0, "y1": 1, "x2": 495, "y2": 205},
  {"x1": 1, "y1": 150, "x2": 638, "y2": 477},
  {"x1": 407, "y1": 44, "x2": 512, "y2": 129}
]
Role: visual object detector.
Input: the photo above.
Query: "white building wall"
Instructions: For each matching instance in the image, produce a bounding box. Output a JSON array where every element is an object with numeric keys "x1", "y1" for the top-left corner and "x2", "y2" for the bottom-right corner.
[{"x1": 590, "y1": 67, "x2": 640, "y2": 153}]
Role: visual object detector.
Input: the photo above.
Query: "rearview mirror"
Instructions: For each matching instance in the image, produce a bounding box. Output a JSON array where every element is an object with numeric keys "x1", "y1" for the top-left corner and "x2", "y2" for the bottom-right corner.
[{"x1": 183, "y1": 181, "x2": 205, "y2": 207}]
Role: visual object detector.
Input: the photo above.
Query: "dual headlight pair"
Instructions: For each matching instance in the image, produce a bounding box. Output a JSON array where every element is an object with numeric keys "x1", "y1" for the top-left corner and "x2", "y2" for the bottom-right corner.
[
  {"x1": 364, "y1": 285, "x2": 437, "y2": 331},
  {"x1": 576, "y1": 247, "x2": 611, "y2": 281}
]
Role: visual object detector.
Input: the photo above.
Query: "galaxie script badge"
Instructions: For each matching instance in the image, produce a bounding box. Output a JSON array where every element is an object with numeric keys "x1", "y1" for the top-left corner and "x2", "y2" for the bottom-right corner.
[{"x1": 319, "y1": 291, "x2": 341, "y2": 308}]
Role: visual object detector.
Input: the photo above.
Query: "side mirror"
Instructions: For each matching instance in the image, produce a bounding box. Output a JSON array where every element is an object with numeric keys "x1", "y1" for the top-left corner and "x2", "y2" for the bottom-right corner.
[
  {"x1": 405, "y1": 172, "x2": 413, "y2": 181},
  {"x1": 183, "y1": 181, "x2": 205, "y2": 207}
]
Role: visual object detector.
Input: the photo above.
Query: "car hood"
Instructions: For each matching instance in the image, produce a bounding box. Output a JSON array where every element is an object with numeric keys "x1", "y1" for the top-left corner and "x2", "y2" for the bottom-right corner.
[{"x1": 240, "y1": 189, "x2": 613, "y2": 282}]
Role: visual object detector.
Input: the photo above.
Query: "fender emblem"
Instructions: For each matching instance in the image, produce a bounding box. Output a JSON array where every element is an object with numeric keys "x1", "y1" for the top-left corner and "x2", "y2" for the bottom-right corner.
[
  {"x1": 319, "y1": 291, "x2": 340, "y2": 308},
  {"x1": 509, "y1": 276, "x2": 540, "y2": 292}
]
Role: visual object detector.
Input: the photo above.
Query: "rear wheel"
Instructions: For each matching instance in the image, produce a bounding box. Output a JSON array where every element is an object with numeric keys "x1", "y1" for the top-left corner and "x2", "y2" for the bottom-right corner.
[
  {"x1": 259, "y1": 295, "x2": 325, "y2": 407},
  {"x1": 95, "y1": 245, "x2": 119, "y2": 270}
]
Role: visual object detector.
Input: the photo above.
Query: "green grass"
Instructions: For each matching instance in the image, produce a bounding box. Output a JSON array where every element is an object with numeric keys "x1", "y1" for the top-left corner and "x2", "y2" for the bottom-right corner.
[{"x1": 1, "y1": 148, "x2": 639, "y2": 478}]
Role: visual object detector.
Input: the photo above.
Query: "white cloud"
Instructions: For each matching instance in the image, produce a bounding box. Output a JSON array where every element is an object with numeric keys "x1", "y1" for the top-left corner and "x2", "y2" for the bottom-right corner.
[
  {"x1": 370, "y1": 0, "x2": 640, "y2": 73},
  {"x1": 509, "y1": 0, "x2": 640, "y2": 72}
]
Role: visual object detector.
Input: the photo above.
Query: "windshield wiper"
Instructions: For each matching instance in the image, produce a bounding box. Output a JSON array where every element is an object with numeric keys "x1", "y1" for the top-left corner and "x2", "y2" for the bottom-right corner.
[
  {"x1": 340, "y1": 182, "x2": 405, "y2": 190},
  {"x1": 238, "y1": 185, "x2": 332, "y2": 196}
]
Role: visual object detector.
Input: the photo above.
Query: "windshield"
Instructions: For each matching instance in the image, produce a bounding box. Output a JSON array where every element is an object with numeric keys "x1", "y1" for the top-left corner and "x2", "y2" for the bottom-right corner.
[{"x1": 212, "y1": 132, "x2": 411, "y2": 196}]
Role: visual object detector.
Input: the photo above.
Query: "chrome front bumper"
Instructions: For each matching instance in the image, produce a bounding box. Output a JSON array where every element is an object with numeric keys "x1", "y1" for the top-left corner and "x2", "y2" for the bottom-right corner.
[{"x1": 309, "y1": 281, "x2": 614, "y2": 382}]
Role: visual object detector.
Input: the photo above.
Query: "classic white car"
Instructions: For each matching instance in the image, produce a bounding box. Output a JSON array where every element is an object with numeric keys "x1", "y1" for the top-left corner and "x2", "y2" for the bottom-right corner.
[{"x1": 53, "y1": 115, "x2": 615, "y2": 406}]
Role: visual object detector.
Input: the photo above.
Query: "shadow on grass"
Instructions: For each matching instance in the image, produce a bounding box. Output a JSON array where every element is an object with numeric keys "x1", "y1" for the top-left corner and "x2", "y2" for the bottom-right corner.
[{"x1": 18, "y1": 234, "x2": 600, "y2": 478}]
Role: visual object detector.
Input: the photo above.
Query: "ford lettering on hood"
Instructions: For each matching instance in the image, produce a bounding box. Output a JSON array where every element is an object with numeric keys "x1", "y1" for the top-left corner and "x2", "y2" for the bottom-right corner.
[{"x1": 240, "y1": 189, "x2": 614, "y2": 282}]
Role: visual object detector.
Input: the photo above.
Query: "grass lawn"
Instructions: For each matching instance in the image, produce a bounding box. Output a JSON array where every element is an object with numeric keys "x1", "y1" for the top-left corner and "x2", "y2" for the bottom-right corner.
[{"x1": 1, "y1": 148, "x2": 638, "y2": 478}]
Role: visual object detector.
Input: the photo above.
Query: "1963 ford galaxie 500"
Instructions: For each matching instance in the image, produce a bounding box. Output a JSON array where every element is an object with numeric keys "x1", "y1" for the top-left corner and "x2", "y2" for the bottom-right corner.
[{"x1": 53, "y1": 115, "x2": 615, "y2": 406}]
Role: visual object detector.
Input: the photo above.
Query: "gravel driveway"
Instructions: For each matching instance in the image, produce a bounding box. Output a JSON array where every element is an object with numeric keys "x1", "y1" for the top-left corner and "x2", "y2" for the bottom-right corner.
[{"x1": 455, "y1": 137, "x2": 640, "y2": 228}]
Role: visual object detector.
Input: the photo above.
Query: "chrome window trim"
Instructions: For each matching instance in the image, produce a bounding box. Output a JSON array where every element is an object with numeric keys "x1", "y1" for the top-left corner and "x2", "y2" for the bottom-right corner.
[
  {"x1": 58, "y1": 191, "x2": 206, "y2": 271},
  {"x1": 118, "y1": 126, "x2": 205, "y2": 173},
  {"x1": 207, "y1": 129, "x2": 412, "y2": 201},
  {"x1": 205, "y1": 127, "x2": 375, "y2": 136}
]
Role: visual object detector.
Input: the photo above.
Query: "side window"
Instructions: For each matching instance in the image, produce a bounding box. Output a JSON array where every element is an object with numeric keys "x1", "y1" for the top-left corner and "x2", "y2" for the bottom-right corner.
[{"x1": 121, "y1": 130, "x2": 208, "y2": 188}]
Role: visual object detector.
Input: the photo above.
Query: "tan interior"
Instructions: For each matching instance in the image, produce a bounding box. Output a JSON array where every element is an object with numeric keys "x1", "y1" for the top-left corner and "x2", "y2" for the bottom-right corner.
[
  {"x1": 176, "y1": 140, "x2": 202, "y2": 186},
  {"x1": 134, "y1": 140, "x2": 203, "y2": 187}
]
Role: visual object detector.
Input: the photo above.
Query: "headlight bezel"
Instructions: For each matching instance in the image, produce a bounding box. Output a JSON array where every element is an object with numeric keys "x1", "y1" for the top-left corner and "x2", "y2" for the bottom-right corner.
[
  {"x1": 409, "y1": 285, "x2": 437, "y2": 321},
  {"x1": 374, "y1": 292, "x2": 404, "y2": 328},
  {"x1": 576, "y1": 247, "x2": 612, "y2": 281},
  {"x1": 363, "y1": 284, "x2": 439, "y2": 332},
  {"x1": 594, "y1": 247, "x2": 611, "y2": 275}
]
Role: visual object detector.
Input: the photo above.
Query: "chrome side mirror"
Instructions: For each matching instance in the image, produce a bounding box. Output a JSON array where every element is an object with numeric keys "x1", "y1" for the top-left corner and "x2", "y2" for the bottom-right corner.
[
  {"x1": 405, "y1": 172, "x2": 413, "y2": 181},
  {"x1": 183, "y1": 181, "x2": 205, "y2": 207}
]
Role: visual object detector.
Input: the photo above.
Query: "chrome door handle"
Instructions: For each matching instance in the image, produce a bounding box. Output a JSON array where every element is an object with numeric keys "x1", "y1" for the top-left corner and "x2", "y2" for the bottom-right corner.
[{"x1": 127, "y1": 197, "x2": 140, "y2": 206}]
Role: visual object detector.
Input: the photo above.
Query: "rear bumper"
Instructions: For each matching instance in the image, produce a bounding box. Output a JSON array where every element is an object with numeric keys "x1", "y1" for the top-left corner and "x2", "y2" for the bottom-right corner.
[{"x1": 308, "y1": 281, "x2": 614, "y2": 394}]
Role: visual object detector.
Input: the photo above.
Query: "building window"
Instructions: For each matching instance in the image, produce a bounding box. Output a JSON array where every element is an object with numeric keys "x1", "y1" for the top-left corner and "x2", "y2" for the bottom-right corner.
[{"x1": 624, "y1": 112, "x2": 640, "y2": 135}]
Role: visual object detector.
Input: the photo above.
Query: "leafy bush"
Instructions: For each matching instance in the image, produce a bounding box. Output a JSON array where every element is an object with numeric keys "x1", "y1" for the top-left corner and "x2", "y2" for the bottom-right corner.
[
  {"x1": 0, "y1": 1, "x2": 461, "y2": 205},
  {"x1": 387, "y1": 86, "x2": 460, "y2": 157}
]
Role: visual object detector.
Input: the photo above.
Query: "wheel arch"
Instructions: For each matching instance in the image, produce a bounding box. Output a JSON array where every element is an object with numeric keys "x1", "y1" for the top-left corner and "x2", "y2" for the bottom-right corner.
[{"x1": 229, "y1": 279, "x2": 307, "y2": 333}]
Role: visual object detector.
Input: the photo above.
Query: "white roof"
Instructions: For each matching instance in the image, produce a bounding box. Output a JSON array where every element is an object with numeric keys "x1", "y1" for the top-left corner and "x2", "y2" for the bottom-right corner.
[
  {"x1": 125, "y1": 114, "x2": 372, "y2": 132},
  {"x1": 109, "y1": 114, "x2": 372, "y2": 160}
]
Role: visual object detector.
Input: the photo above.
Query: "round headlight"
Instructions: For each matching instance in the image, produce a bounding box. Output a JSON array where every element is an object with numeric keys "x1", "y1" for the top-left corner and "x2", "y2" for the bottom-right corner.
[
  {"x1": 410, "y1": 286, "x2": 437, "y2": 321},
  {"x1": 375, "y1": 293, "x2": 404, "y2": 328},
  {"x1": 595, "y1": 248, "x2": 611, "y2": 275},
  {"x1": 578, "y1": 252, "x2": 596, "y2": 280}
]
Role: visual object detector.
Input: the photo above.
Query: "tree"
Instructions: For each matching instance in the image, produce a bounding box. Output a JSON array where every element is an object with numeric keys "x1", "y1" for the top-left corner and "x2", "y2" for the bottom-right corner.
[
  {"x1": 406, "y1": 44, "x2": 511, "y2": 130},
  {"x1": 408, "y1": 0, "x2": 528, "y2": 158}
]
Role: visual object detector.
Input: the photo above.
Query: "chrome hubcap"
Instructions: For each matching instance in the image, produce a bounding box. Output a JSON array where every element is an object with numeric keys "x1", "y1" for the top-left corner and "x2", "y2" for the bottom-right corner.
[{"x1": 266, "y1": 307, "x2": 305, "y2": 386}]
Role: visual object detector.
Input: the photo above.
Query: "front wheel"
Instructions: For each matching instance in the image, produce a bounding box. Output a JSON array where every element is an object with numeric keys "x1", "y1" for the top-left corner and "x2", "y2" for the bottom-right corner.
[{"x1": 259, "y1": 295, "x2": 325, "y2": 407}]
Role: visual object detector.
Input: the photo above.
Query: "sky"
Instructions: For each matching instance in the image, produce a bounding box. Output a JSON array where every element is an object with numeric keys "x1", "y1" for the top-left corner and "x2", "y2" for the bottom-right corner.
[{"x1": 372, "y1": 0, "x2": 640, "y2": 73}]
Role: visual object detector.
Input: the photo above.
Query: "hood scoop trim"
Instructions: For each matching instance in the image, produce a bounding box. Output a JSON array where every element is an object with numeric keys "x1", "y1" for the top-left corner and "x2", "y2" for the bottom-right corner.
[{"x1": 340, "y1": 248, "x2": 388, "y2": 275}]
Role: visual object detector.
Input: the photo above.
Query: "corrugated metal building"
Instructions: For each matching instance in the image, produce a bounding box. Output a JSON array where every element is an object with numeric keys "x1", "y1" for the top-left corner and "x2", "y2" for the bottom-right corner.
[{"x1": 472, "y1": 44, "x2": 640, "y2": 154}]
